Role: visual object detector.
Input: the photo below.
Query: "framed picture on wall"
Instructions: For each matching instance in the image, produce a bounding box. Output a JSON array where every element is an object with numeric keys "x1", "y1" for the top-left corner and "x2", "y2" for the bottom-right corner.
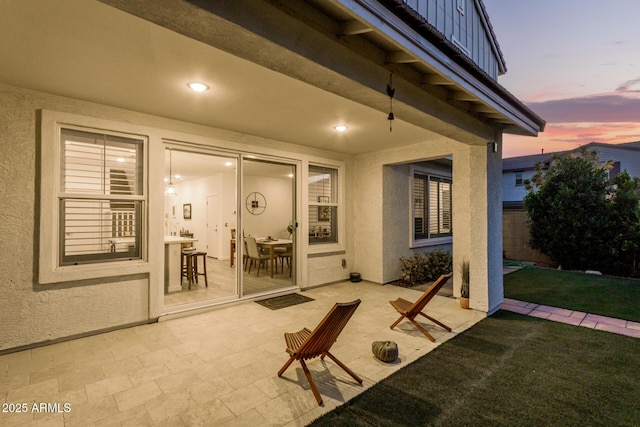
[
  {"x1": 318, "y1": 206, "x2": 331, "y2": 221},
  {"x1": 183, "y1": 203, "x2": 192, "y2": 220}
]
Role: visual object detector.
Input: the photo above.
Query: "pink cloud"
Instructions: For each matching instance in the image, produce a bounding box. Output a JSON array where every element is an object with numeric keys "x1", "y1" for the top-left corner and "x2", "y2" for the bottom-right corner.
[
  {"x1": 503, "y1": 122, "x2": 640, "y2": 158},
  {"x1": 616, "y1": 77, "x2": 640, "y2": 93},
  {"x1": 527, "y1": 93, "x2": 640, "y2": 123},
  {"x1": 520, "y1": 76, "x2": 640, "y2": 123}
]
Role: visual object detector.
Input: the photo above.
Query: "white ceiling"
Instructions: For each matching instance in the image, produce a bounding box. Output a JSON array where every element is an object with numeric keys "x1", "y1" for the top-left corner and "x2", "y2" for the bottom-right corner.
[
  {"x1": 166, "y1": 148, "x2": 295, "y2": 183},
  {"x1": 0, "y1": 0, "x2": 437, "y2": 159}
]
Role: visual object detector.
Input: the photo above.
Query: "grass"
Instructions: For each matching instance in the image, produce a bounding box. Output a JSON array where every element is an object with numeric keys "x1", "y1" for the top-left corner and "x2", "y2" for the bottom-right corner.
[
  {"x1": 504, "y1": 268, "x2": 640, "y2": 322},
  {"x1": 309, "y1": 311, "x2": 640, "y2": 426},
  {"x1": 310, "y1": 268, "x2": 640, "y2": 426}
]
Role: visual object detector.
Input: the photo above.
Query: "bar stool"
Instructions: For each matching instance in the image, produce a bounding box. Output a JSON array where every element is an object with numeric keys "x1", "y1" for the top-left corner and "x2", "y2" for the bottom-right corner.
[
  {"x1": 181, "y1": 250, "x2": 208, "y2": 289},
  {"x1": 181, "y1": 250, "x2": 195, "y2": 290},
  {"x1": 191, "y1": 251, "x2": 208, "y2": 288}
]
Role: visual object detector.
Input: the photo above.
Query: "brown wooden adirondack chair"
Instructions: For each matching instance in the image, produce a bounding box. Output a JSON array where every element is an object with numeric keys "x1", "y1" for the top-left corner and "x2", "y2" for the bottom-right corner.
[
  {"x1": 277, "y1": 299, "x2": 363, "y2": 405},
  {"x1": 389, "y1": 272, "x2": 453, "y2": 342}
]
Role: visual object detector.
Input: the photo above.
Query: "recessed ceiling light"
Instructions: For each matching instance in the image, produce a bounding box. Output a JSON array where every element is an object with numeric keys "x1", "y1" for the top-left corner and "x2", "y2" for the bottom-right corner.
[
  {"x1": 334, "y1": 125, "x2": 348, "y2": 132},
  {"x1": 225, "y1": 161, "x2": 233, "y2": 167},
  {"x1": 187, "y1": 82, "x2": 209, "y2": 92},
  {"x1": 175, "y1": 174, "x2": 181, "y2": 179},
  {"x1": 116, "y1": 157, "x2": 125, "y2": 162}
]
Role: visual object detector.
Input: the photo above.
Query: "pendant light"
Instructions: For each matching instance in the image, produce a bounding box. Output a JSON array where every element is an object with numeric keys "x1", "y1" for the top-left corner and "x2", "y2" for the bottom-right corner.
[{"x1": 166, "y1": 148, "x2": 177, "y2": 196}]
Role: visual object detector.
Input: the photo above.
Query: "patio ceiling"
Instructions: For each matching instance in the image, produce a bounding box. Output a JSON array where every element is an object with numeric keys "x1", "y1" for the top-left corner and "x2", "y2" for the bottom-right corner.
[{"x1": 0, "y1": 1, "x2": 540, "y2": 158}]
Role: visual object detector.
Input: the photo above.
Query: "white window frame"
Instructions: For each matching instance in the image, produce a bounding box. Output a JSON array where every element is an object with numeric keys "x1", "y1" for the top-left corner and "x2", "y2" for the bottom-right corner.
[
  {"x1": 515, "y1": 172, "x2": 524, "y2": 186},
  {"x1": 306, "y1": 161, "x2": 344, "y2": 254},
  {"x1": 410, "y1": 165, "x2": 453, "y2": 248},
  {"x1": 39, "y1": 110, "x2": 149, "y2": 284}
]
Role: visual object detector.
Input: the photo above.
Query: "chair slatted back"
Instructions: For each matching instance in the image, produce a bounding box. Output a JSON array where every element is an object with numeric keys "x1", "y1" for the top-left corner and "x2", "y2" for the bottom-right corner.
[
  {"x1": 297, "y1": 299, "x2": 361, "y2": 359},
  {"x1": 406, "y1": 273, "x2": 452, "y2": 317}
]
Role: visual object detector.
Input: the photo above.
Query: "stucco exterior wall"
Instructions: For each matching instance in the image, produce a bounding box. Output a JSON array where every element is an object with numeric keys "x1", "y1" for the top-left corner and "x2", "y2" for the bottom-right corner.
[
  {"x1": 0, "y1": 83, "x2": 350, "y2": 351},
  {"x1": 352, "y1": 135, "x2": 503, "y2": 313},
  {"x1": 306, "y1": 254, "x2": 350, "y2": 288},
  {"x1": 451, "y1": 141, "x2": 503, "y2": 313},
  {"x1": 0, "y1": 85, "x2": 155, "y2": 351},
  {"x1": 486, "y1": 137, "x2": 504, "y2": 314}
]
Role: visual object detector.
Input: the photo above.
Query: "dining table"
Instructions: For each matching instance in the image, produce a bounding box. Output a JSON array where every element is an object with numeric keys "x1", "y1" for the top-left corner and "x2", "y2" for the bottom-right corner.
[{"x1": 256, "y1": 238, "x2": 293, "y2": 278}]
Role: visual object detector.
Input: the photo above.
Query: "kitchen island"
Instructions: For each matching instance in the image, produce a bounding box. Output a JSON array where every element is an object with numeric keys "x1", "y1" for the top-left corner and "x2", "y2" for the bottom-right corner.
[{"x1": 164, "y1": 236, "x2": 198, "y2": 293}]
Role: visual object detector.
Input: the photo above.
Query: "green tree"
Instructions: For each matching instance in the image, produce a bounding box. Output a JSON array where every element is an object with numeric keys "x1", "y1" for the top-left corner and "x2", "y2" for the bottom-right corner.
[
  {"x1": 523, "y1": 149, "x2": 612, "y2": 271},
  {"x1": 607, "y1": 171, "x2": 640, "y2": 276}
]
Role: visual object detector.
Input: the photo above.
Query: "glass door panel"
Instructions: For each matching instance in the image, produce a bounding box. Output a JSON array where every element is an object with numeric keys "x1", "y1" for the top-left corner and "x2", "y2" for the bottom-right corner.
[
  {"x1": 163, "y1": 146, "x2": 238, "y2": 308},
  {"x1": 241, "y1": 158, "x2": 296, "y2": 295}
]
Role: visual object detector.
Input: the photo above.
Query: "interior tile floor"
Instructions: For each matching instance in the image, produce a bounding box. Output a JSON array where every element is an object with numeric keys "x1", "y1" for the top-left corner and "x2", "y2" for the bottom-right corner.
[
  {"x1": 0, "y1": 281, "x2": 485, "y2": 426},
  {"x1": 164, "y1": 257, "x2": 294, "y2": 307}
]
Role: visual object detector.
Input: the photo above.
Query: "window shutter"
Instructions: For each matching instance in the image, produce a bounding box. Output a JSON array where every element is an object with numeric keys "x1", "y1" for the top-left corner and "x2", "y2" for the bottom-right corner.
[{"x1": 60, "y1": 128, "x2": 143, "y2": 265}]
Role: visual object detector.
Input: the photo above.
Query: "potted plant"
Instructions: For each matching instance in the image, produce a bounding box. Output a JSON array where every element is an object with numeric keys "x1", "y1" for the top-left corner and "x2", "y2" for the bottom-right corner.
[{"x1": 460, "y1": 259, "x2": 470, "y2": 309}]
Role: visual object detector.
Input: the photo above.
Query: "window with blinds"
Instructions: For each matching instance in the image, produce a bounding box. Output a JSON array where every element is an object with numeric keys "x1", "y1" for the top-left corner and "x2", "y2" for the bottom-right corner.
[
  {"x1": 413, "y1": 173, "x2": 452, "y2": 240},
  {"x1": 59, "y1": 128, "x2": 144, "y2": 265},
  {"x1": 308, "y1": 165, "x2": 338, "y2": 244}
]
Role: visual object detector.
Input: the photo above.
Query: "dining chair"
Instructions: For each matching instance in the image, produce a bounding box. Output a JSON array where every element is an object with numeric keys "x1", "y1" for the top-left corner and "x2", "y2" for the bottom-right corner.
[{"x1": 245, "y1": 236, "x2": 270, "y2": 276}]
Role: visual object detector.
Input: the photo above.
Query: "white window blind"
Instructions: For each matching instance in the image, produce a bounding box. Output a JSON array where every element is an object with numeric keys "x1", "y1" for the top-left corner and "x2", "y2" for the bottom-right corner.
[
  {"x1": 59, "y1": 128, "x2": 144, "y2": 265},
  {"x1": 414, "y1": 173, "x2": 452, "y2": 240}
]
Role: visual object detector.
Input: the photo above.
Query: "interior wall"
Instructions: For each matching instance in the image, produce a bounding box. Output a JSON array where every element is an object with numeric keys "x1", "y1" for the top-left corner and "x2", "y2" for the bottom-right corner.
[{"x1": 242, "y1": 175, "x2": 293, "y2": 238}]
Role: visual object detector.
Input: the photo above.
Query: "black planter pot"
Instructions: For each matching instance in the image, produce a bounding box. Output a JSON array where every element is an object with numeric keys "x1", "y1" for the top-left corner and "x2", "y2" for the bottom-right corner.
[{"x1": 350, "y1": 272, "x2": 361, "y2": 282}]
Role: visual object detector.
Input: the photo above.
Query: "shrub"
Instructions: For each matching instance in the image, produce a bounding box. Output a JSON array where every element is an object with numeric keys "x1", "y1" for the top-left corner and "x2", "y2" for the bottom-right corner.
[
  {"x1": 400, "y1": 250, "x2": 452, "y2": 285},
  {"x1": 425, "y1": 250, "x2": 453, "y2": 279},
  {"x1": 400, "y1": 253, "x2": 428, "y2": 285}
]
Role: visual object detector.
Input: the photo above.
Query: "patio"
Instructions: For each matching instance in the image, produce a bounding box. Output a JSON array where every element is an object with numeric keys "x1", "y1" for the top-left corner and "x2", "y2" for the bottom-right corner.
[{"x1": 0, "y1": 281, "x2": 484, "y2": 426}]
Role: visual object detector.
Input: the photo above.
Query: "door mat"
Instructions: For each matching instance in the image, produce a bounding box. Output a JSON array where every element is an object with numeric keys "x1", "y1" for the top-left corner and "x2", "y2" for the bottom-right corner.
[{"x1": 255, "y1": 294, "x2": 315, "y2": 310}]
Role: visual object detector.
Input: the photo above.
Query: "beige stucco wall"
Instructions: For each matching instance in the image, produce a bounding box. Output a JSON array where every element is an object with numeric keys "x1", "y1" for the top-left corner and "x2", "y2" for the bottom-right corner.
[
  {"x1": 353, "y1": 137, "x2": 458, "y2": 284},
  {"x1": 1, "y1": 80, "x2": 505, "y2": 350},
  {"x1": 0, "y1": 85, "x2": 157, "y2": 351},
  {"x1": 352, "y1": 135, "x2": 504, "y2": 313},
  {"x1": 0, "y1": 83, "x2": 351, "y2": 351}
]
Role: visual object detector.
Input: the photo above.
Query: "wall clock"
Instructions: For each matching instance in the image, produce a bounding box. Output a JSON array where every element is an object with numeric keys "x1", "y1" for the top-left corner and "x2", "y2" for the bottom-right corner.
[{"x1": 245, "y1": 192, "x2": 267, "y2": 215}]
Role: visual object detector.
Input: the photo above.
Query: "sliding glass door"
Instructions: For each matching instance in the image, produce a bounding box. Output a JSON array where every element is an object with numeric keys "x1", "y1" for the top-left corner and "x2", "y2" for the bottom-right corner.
[
  {"x1": 241, "y1": 157, "x2": 296, "y2": 295},
  {"x1": 162, "y1": 145, "x2": 298, "y2": 310},
  {"x1": 163, "y1": 146, "x2": 239, "y2": 308}
]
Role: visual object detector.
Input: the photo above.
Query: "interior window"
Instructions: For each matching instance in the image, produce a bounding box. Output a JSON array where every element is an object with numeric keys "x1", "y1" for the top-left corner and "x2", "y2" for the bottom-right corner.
[{"x1": 308, "y1": 165, "x2": 338, "y2": 244}]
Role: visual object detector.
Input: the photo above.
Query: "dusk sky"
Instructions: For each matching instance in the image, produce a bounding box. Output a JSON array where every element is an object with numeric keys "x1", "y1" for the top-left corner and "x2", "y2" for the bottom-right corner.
[{"x1": 483, "y1": 0, "x2": 640, "y2": 158}]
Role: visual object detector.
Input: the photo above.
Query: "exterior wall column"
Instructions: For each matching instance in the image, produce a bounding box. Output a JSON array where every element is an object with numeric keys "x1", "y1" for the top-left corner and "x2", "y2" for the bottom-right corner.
[{"x1": 452, "y1": 139, "x2": 503, "y2": 313}]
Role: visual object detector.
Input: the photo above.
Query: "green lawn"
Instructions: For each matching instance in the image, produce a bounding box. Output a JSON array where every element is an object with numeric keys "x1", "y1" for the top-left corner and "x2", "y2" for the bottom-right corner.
[
  {"x1": 311, "y1": 268, "x2": 640, "y2": 426},
  {"x1": 504, "y1": 268, "x2": 640, "y2": 322},
  {"x1": 310, "y1": 311, "x2": 640, "y2": 426}
]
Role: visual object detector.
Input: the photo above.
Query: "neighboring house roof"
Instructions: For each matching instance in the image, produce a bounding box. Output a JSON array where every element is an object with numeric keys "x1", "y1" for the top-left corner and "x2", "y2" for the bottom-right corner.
[{"x1": 502, "y1": 141, "x2": 640, "y2": 172}]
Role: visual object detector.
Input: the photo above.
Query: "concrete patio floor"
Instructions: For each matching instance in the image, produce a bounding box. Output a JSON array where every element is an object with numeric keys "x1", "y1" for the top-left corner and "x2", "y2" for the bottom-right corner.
[{"x1": 0, "y1": 280, "x2": 485, "y2": 426}]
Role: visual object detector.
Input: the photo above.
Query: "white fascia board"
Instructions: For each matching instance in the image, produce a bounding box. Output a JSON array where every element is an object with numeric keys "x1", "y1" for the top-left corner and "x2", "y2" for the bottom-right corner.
[{"x1": 334, "y1": 0, "x2": 540, "y2": 136}]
